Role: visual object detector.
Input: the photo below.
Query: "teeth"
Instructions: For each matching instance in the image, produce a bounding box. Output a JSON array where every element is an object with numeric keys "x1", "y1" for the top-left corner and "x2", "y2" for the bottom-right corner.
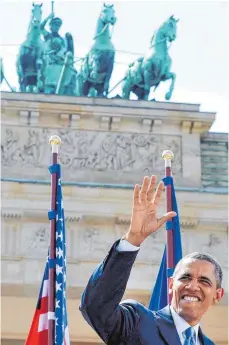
[{"x1": 183, "y1": 296, "x2": 199, "y2": 302}]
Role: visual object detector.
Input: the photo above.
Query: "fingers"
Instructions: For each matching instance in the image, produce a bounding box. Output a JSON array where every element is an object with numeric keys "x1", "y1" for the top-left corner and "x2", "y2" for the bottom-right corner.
[
  {"x1": 152, "y1": 180, "x2": 164, "y2": 205},
  {"x1": 139, "y1": 176, "x2": 150, "y2": 203},
  {"x1": 146, "y1": 175, "x2": 157, "y2": 202},
  {"x1": 133, "y1": 184, "x2": 141, "y2": 206},
  {"x1": 138, "y1": 175, "x2": 158, "y2": 204},
  {"x1": 157, "y1": 211, "x2": 177, "y2": 229},
  {"x1": 135, "y1": 175, "x2": 165, "y2": 205}
]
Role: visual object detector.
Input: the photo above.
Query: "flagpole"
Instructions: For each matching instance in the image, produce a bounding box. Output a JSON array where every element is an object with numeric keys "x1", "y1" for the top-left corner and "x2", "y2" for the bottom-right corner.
[
  {"x1": 48, "y1": 135, "x2": 61, "y2": 345},
  {"x1": 162, "y1": 150, "x2": 174, "y2": 304}
]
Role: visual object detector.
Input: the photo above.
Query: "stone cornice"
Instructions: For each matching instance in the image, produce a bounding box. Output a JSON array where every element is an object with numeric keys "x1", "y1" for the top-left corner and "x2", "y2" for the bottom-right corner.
[
  {"x1": 1, "y1": 91, "x2": 215, "y2": 133},
  {"x1": 1, "y1": 209, "x2": 22, "y2": 219},
  {"x1": 115, "y1": 217, "x2": 131, "y2": 226},
  {"x1": 180, "y1": 218, "x2": 200, "y2": 229},
  {"x1": 1, "y1": 91, "x2": 202, "y2": 111}
]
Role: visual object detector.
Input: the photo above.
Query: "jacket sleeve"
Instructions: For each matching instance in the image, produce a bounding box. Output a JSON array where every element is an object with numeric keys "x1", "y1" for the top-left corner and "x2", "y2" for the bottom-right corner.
[{"x1": 79, "y1": 240, "x2": 140, "y2": 344}]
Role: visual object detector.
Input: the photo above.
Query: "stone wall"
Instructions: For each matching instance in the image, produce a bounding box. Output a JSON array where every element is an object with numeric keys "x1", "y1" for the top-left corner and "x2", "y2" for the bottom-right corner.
[
  {"x1": 201, "y1": 132, "x2": 228, "y2": 188},
  {"x1": 1, "y1": 92, "x2": 228, "y2": 344}
]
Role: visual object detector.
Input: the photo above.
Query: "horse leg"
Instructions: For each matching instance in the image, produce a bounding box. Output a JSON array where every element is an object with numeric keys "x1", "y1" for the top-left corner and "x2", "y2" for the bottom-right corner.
[
  {"x1": 164, "y1": 72, "x2": 176, "y2": 100},
  {"x1": 90, "y1": 57, "x2": 100, "y2": 81},
  {"x1": 36, "y1": 58, "x2": 43, "y2": 93},
  {"x1": 26, "y1": 85, "x2": 34, "y2": 93},
  {"x1": 103, "y1": 53, "x2": 114, "y2": 97},
  {"x1": 122, "y1": 76, "x2": 131, "y2": 99},
  {"x1": 76, "y1": 74, "x2": 83, "y2": 96},
  {"x1": 135, "y1": 86, "x2": 148, "y2": 100},
  {"x1": 16, "y1": 60, "x2": 24, "y2": 92},
  {"x1": 143, "y1": 69, "x2": 151, "y2": 101},
  {"x1": 90, "y1": 85, "x2": 98, "y2": 97},
  {"x1": 83, "y1": 80, "x2": 90, "y2": 97}
]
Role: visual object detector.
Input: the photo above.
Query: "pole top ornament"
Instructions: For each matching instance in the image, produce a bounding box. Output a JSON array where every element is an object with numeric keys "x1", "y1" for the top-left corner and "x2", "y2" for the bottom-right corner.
[
  {"x1": 49, "y1": 135, "x2": 61, "y2": 146},
  {"x1": 162, "y1": 150, "x2": 174, "y2": 161}
]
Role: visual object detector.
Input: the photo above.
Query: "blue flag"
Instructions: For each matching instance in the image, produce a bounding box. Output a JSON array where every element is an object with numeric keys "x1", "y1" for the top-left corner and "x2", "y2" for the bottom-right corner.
[{"x1": 148, "y1": 176, "x2": 182, "y2": 311}]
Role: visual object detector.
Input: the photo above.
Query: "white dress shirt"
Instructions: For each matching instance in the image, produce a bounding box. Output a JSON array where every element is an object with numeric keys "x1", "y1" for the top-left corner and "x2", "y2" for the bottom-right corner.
[
  {"x1": 170, "y1": 306, "x2": 200, "y2": 345},
  {"x1": 117, "y1": 239, "x2": 201, "y2": 345},
  {"x1": 117, "y1": 238, "x2": 140, "y2": 251}
]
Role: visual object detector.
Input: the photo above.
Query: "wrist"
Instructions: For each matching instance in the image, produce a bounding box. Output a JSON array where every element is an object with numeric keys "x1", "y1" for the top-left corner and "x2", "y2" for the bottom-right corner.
[{"x1": 123, "y1": 232, "x2": 144, "y2": 247}]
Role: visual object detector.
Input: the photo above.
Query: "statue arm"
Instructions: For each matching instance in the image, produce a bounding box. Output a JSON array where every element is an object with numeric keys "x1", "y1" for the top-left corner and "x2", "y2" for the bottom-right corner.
[{"x1": 40, "y1": 13, "x2": 54, "y2": 38}]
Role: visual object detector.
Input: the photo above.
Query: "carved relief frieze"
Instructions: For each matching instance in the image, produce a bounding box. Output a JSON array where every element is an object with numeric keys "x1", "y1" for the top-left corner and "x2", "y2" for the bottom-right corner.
[{"x1": 1, "y1": 126, "x2": 182, "y2": 179}]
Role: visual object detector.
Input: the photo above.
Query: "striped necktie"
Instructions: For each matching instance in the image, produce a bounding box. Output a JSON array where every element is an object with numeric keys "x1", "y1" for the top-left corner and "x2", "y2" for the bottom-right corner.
[{"x1": 183, "y1": 327, "x2": 196, "y2": 345}]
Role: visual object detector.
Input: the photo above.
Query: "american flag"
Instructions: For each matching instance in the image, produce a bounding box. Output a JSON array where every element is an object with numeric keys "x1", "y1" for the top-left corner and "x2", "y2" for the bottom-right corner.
[{"x1": 25, "y1": 164, "x2": 70, "y2": 345}]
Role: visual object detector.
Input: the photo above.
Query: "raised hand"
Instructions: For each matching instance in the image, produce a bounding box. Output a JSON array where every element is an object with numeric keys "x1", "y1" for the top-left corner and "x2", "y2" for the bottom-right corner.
[
  {"x1": 124, "y1": 175, "x2": 176, "y2": 246},
  {"x1": 49, "y1": 12, "x2": 55, "y2": 20}
]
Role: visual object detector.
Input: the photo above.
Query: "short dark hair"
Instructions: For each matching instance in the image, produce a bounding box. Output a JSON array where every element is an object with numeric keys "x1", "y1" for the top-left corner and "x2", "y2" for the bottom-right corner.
[{"x1": 174, "y1": 252, "x2": 223, "y2": 288}]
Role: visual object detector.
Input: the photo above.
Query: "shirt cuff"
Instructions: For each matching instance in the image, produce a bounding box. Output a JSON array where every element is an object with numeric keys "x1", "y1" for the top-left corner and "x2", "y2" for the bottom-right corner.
[{"x1": 117, "y1": 238, "x2": 140, "y2": 252}]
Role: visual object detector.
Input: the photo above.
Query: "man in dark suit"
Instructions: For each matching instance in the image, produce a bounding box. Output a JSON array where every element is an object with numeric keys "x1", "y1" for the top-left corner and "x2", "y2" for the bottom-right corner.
[{"x1": 80, "y1": 175, "x2": 224, "y2": 344}]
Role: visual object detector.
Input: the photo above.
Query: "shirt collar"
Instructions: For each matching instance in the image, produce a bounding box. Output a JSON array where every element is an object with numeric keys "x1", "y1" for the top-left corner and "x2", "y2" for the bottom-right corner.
[{"x1": 170, "y1": 306, "x2": 199, "y2": 342}]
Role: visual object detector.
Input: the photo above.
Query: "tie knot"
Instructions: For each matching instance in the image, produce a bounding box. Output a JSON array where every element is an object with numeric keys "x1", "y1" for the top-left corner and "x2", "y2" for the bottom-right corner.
[{"x1": 184, "y1": 327, "x2": 195, "y2": 339}]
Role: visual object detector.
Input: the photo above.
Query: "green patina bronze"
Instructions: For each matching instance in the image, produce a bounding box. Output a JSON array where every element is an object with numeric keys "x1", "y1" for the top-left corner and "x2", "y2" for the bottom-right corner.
[
  {"x1": 16, "y1": 3, "x2": 44, "y2": 93},
  {"x1": 14, "y1": 5, "x2": 179, "y2": 101},
  {"x1": 122, "y1": 15, "x2": 179, "y2": 101},
  {"x1": 16, "y1": 3, "x2": 77, "y2": 95},
  {"x1": 40, "y1": 12, "x2": 77, "y2": 95},
  {"x1": 76, "y1": 3, "x2": 117, "y2": 98}
]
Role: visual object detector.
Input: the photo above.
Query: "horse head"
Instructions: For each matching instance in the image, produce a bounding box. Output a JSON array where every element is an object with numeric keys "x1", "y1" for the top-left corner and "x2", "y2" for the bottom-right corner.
[
  {"x1": 31, "y1": 2, "x2": 43, "y2": 28},
  {"x1": 100, "y1": 3, "x2": 117, "y2": 26},
  {"x1": 161, "y1": 15, "x2": 179, "y2": 43}
]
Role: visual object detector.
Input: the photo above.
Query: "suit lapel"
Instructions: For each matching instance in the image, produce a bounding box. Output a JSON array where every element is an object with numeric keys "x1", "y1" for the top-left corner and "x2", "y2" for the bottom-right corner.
[
  {"x1": 199, "y1": 327, "x2": 212, "y2": 345},
  {"x1": 154, "y1": 305, "x2": 182, "y2": 345}
]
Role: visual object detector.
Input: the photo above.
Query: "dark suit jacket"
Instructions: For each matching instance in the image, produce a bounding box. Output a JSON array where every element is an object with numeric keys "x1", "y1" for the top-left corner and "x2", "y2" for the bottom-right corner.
[{"x1": 80, "y1": 240, "x2": 215, "y2": 345}]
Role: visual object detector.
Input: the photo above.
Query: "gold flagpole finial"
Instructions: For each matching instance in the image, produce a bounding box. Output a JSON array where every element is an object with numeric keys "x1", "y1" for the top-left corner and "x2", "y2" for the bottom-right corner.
[
  {"x1": 49, "y1": 135, "x2": 61, "y2": 153},
  {"x1": 162, "y1": 150, "x2": 174, "y2": 167}
]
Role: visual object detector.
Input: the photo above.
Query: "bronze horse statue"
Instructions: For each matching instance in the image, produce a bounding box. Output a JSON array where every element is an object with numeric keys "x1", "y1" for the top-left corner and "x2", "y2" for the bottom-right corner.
[
  {"x1": 16, "y1": 3, "x2": 44, "y2": 93},
  {"x1": 76, "y1": 3, "x2": 117, "y2": 97},
  {"x1": 122, "y1": 15, "x2": 179, "y2": 101}
]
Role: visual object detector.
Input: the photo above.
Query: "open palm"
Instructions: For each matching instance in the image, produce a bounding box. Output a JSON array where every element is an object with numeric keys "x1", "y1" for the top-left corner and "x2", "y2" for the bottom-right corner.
[{"x1": 125, "y1": 175, "x2": 176, "y2": 246}]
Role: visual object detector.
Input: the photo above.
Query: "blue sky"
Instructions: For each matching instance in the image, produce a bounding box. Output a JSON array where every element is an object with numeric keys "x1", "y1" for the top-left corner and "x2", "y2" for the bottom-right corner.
[{"x1": 1, "y1": 1, "x2": 228, "y2": 132}]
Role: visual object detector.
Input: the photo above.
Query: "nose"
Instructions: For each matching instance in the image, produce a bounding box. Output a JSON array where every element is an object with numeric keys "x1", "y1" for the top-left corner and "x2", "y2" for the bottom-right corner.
[{"x1": 185, "y1": 279, "x2": 200, "y2": 290}]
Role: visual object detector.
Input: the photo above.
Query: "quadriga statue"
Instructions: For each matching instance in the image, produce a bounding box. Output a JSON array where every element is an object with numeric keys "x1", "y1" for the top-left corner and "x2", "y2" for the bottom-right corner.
[
  {"x1": 122, "y1": 15, "x2": 179, "y2": 101},
  {"x1": 16, "y1": 3, "x2": 44, "y2": 93},
  {"x1": 76, "y1": 3, "x2": 117, "y2": 98},
  {"x1": 40, "y1": 13, "x2": 77, "y2": 95}
]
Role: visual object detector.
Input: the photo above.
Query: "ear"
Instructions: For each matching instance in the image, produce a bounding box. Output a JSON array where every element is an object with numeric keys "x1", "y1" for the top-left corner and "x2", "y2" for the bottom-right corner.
[
  {"x1": 168, "y1": 277, "x2": 174, "y2": 295},
  {"x1": 213, "y1": 288, "x2": 224, "y2": 305}
]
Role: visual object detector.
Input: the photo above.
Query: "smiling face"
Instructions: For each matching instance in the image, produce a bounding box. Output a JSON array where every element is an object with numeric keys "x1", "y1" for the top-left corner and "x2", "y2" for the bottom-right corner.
[{"x1": 169, "y1": 258, "x2": 224, "y2": 326}]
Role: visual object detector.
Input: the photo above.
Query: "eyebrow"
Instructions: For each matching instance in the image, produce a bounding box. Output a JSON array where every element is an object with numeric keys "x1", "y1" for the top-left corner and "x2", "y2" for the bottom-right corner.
[
  {"x1": 180, "y1": 273, "x2": 213, "y2": 285},
  {"x1": 199, "y1": 275, "x2": 213, "y2": 284}
]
